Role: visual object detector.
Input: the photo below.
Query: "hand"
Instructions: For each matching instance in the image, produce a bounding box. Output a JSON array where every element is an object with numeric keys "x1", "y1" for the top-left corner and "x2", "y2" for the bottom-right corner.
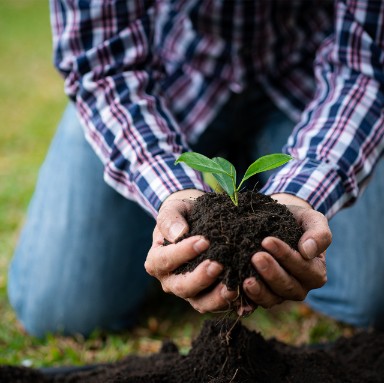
[
  {"x1": 145, "y1": 190, "x2": 238, "y2": 313},
  {"x1": 242, "y1": 194, "x2": 331, "y2": 310}
]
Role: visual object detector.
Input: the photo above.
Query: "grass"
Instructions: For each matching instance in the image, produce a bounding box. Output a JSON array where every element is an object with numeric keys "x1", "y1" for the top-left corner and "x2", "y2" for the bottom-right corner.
[{"x1": 0, "y1": 0, "x2": 353, "y2": 370}]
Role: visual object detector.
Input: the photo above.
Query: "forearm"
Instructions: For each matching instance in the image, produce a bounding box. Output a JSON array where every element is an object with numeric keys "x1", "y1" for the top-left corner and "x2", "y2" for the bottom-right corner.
[
  {"x1": 263, "y1": 0, "x2": 384, "y2": 218},
  {"x1": 50, "y1": 0, "x2": 210, "y2": 216}
]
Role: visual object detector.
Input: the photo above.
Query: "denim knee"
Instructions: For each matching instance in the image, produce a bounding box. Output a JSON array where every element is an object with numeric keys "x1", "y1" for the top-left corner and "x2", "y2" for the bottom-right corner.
[
  {"x1": 8, "y1": 103, "x2": 155, "y2": 337},
  {"x1": 8, "y1": 280, "x2": 145, "y2": 337},
  {"x1": 306, "y1": 159, "x2": 384, "y2": 329}
]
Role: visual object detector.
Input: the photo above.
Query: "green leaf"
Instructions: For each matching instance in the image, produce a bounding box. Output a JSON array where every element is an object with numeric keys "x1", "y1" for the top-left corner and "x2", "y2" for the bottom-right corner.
[
  {"x1": 176, "y1": 152, "x2": 292, "y2": 207},
  {"x1": 175, "y1": 152, "x2": 229, "y2": 175},
  {"x1": 241, "y1": 153, "x2": 292, "y2": 184},
  {"x1": 211, "y1": 157, "x2": 236, "y2": 200}
]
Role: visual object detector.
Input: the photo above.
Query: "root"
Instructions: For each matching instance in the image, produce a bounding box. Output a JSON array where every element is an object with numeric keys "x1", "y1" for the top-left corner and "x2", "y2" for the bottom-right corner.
[
  {"x1": 233, "y1": 285, "x2": 241, "y2": 301},
  {"x1": 229, "y1": 368, "x2": 239, "y2": 383},
  {"x1": 225, "y1": 314, "x2": 242, "y2": 346}
]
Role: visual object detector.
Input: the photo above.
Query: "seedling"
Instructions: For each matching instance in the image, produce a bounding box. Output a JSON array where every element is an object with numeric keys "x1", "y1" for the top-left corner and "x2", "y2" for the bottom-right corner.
[{"x1": 175, "y1": 152, "x2": 292, "y2": 206}]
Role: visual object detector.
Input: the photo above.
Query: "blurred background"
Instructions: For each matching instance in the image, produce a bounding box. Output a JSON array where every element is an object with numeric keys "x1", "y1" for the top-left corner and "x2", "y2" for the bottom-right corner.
[{"x1": 0, "y1": 0, "x2": 353, "y2": 370}]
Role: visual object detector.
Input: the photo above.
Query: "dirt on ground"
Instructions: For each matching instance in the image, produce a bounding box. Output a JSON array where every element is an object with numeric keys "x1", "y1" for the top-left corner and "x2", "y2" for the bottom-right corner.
[{"x1": 1, "y1": 318, "x2": 384, "y2": 382}]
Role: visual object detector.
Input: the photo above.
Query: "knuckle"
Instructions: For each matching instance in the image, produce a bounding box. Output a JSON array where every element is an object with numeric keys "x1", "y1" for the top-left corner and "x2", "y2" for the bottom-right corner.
[
  {"x1": 318, "y1": 272, "x2": 327, "y2": 287},
  {"x1": 306, "y1": 269, "x2": 327, "y2": 290},
  {"x1": 161, "y1": 281, "x2": 172, "y2": 294},
  {"x1": 157, "y1": 249, "x2": 176, "y2": 272},
  {"x1": 172, "y1": 279, "x2": 188, "y2": 298},
  {"x1": 324, "y1": 230, "x2": 333, "y2": 246},
  {"x1": 144, "y1": 260, "x2": 154, "y2": 276},
  {"x1": 314, "y1": 264, "x2": 327, "y2": 287},
  {"x1": 161, "y1": 256, "x2": 173, "y2": 272},
  {"x1": 316, "y1": 226, "x2": 332, "y2": 247},
  {"x1": 294, "y1": 290, "x2": 307, "y2": 301},
  {"x1": 191, "y1": 302, "x2": 206, "y2": 314}
]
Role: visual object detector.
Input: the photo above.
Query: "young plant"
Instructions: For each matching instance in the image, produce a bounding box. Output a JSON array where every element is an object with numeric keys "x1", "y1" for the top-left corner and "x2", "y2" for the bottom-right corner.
[{"x1": 175, "y1": 152, "x2": 292, "y2": 206}]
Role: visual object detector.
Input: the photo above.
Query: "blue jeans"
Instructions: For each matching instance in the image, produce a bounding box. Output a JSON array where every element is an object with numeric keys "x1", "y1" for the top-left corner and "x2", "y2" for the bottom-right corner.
[
  {"x1": 8, "y1": 96, "x2": 384, "y2": 337},
  {"x1": 8, "y1": 103, "x2": 155, "y2": 337}
]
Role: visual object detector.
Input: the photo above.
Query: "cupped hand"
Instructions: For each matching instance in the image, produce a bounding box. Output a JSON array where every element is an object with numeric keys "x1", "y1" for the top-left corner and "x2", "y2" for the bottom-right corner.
[
  {"x1": 243, "y1": 193, "x2": 331, "y2": 309},
  {"x1": 145, "y1": 189, "x2": 238, "y2": 313}
]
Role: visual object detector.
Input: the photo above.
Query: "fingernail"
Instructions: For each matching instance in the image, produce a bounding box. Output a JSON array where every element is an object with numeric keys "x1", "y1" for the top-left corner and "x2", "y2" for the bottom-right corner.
[
  {"x1": 221, "y1": 286, "x2": 229, "y2": 299},
  {"x1": 239, "y1": 305, "x2": 255, "y2": 317},
  {"x1": 207, "y1": 262, "x2": 222, "y2": 277},
  {"x1": 302, "y1": 238, "x2": 317, "y2": 259},
  {"x1": 256, "y1": 258, "x2": 268, "y2": 272},
  {"x1": 245, "y1": 278, "x2": 260, "y2": 294},
  {"x1": 169, "y1": 222, "x2": 185, "y2": 241},
  {"x1": 245, "y1": 278, "x2": 256, "y2": 288},
  {"x1": 193, "y1": 238, "x2": 209, "y2": 252},
  {"x1": 262, "y1": 238, "x2": 278, "y2": 254}
]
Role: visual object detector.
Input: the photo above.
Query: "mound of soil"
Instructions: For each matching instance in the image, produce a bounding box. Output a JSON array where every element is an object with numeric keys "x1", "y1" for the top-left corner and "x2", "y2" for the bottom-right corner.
[
  {"x1": 2, "y1": 318, "x2": 384, "y2": 382},
  {"x1": 175, "y1": 191, "x2": 303, "y2": 291}
]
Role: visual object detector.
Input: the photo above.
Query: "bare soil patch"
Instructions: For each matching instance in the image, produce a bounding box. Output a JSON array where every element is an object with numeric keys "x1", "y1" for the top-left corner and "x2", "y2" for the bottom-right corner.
[{"x1": 1, "y1": 318, "x2": 384, "y2": 382}]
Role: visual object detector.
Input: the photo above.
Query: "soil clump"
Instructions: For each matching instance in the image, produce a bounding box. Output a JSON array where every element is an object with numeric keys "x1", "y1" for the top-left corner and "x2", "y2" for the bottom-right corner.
[{"x1": 175, "y1": 191, "x2": 303, "y2": 292}]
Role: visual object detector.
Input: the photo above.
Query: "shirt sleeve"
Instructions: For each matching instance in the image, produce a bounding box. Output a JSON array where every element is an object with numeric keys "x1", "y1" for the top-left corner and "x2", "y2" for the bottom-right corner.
[
  {"x1": 262, "y1": 0, "x2": 384, "y2": 218},
  {"x1": 49, "y1": 0, "x2": 210, "y2": 217}
]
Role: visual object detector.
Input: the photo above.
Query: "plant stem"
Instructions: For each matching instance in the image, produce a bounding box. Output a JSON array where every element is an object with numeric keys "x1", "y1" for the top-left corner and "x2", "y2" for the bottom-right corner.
[{"x1": 232, "y1": 180, "x2": 238, "y2": 206}]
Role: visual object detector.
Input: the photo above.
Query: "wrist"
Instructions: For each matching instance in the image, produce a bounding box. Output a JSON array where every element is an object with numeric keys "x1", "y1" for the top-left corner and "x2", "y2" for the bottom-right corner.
[{"x1": 271, "y1": 193, "x2": 313, "y2": 209}]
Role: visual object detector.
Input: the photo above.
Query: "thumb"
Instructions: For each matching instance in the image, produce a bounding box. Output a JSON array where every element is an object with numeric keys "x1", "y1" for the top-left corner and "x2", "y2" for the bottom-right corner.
[
  {"x1": 157, "y1": 190, "x2": 204, "y2": 242},
  {"x1": 157, "y1": 205, "x2": 189, "y2": 242}
]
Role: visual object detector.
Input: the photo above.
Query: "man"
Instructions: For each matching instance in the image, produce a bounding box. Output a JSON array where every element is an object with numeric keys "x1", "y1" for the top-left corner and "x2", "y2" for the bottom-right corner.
[{"x1": 8, "y1": 0, "x2": 384, "y2": 337}]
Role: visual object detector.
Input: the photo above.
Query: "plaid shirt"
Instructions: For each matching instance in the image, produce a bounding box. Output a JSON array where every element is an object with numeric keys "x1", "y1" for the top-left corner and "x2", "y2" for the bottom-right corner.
[{"x1": 50, "y1": 0, "x2": 384, "y2": 218}]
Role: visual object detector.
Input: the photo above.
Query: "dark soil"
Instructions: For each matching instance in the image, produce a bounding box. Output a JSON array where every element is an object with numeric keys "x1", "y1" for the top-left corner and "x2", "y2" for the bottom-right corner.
[
  {"x1": 2, "y1": 318, "x2": 384, "y2": 382},
  {"x1": 174, "y1": 191, "x2": 303, "y2": 292},
  {"x1": 4, "y1": 191, "x2": 380, "y2": 382}
]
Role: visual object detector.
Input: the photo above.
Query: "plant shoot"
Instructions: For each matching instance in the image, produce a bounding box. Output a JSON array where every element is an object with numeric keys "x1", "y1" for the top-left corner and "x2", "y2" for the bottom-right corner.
[{"x1": 175, "y1": 152, "x2": 292, "y2": 206}]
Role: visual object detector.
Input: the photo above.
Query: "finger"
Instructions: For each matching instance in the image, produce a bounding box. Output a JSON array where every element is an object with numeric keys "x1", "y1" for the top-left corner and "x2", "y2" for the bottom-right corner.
[
  {"x1": 289, "y1": 207, "x2": 332, "y2": 259},
  {"x1": 152, "y1": 225, "x2": 166, "y2": 245},
  {"x1": 221, "y1": 286, "x2": 257, "y2": 316},
  {"x1": 237, "y1": 304, "x2": 257, "y2": 317},
  {"x1": 160, "y1": 259, "x2": 223, "y2": 299},
  {"x1": 187, "y1": 283, "x2": 235, "y2": 313},
  {"x1": 251, "y1": 251, "x2": 308, "y2": 301},
  {"x1": 261, "y1": 237, "x2": 327, "y2": 289},
  {"x1": 145, "y1": 235, "x2": 209, "y2": 275},
  {"x1": 221, "y1": 285, "x2": 240, "y2": 303},
  {"x1": 243, "y1": 277, "x2": 283, "y2": 309}
]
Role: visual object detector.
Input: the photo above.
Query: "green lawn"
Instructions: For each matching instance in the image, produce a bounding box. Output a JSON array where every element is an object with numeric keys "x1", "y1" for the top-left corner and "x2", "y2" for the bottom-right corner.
[{"x1": 0, "y1": 0, "x2": 352, "y2": 370}]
